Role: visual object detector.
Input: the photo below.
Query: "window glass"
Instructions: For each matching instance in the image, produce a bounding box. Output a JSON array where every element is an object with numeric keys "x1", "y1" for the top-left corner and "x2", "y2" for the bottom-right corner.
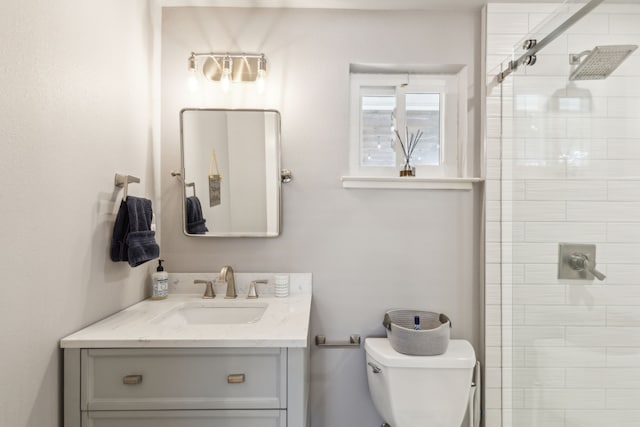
[
  {"x1": 349, "y1": 71, "x2": 464, "y2": 178},
  {"x1": 405, "y1": 93, "x2": 441, "y2": 166},
  {"x1": 361, "y1": 95, "x2": 396, "y2": 167}
]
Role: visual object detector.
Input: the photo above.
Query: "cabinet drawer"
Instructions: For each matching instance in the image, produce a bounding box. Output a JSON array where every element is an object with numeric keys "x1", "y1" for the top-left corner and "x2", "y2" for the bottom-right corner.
[
  {"x1": 81, "y1": 348, "x2": 286, "y2": 411},
  {"x1": 83, "y1": 409, "x2": 286, "y2": 427}
]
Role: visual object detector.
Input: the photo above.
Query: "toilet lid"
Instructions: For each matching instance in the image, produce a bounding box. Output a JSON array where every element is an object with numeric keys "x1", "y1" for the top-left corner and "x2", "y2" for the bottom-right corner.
[{"x1": 365, "y1": 338, "x2": 475, "y2": 369}]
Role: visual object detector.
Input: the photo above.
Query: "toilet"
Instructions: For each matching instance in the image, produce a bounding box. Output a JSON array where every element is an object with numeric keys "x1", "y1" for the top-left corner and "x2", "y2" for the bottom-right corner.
[{"x1": 365, "y1": 338, "x2": 476, "y2": 427}]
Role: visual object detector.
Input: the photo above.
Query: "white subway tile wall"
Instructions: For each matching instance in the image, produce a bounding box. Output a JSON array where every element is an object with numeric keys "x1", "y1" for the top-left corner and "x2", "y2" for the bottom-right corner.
[{"x1": 486, "y1": 3, "x2": 640, "y2": 427}]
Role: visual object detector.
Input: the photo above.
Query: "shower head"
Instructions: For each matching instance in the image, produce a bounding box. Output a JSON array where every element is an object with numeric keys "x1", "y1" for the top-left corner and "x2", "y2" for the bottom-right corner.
[{"x1": 569, "y1": 45, "x2": 637, "y2": 81}]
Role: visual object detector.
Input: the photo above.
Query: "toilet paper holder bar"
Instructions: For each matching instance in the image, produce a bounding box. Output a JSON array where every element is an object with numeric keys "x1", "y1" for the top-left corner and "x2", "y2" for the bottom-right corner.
[{"x1": 315, "y1": 334, "x2": 361, "y2": 348}]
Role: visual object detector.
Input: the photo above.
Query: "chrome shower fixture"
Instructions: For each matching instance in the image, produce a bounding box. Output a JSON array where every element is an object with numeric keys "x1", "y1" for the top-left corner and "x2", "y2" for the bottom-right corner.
[{"x1": 569, "y1": 44, "x2": 637, "y2": 81}]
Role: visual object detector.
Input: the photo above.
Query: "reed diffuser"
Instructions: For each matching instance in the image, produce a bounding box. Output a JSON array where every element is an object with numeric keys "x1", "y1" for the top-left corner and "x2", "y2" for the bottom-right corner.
[{"x1": 394, "y1": 127, "x2": 423, "y2": 177}]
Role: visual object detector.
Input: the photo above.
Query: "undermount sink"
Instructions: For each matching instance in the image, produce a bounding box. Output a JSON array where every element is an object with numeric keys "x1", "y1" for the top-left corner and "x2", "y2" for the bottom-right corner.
[{"x1": 154, "y1": 301, "x2": 268, "y2": 325}]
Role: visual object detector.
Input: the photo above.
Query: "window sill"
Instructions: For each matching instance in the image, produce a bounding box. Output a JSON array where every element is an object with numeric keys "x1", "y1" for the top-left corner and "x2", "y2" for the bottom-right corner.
[{"x1": 341, "y1": 176, "x2": 484, "y2": 190}]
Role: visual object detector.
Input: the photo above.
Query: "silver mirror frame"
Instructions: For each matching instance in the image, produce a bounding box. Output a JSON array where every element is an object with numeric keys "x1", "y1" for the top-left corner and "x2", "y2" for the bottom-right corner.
[{"x1": 179, "y1": 108, "x2": 283, "y2": 238}]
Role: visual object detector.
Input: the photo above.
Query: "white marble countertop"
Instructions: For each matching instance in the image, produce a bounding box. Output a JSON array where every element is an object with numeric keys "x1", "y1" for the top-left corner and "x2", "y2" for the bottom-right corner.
[{"x1": 60, "y1": 273, "x2": 312, "y2": 349}]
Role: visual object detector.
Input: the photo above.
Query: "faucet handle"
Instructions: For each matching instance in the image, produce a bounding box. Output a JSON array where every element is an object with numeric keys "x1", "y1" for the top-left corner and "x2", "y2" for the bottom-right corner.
[
  {"x1": 580, "y1": 255, "x2": 607, "y2": 281},
  {"x1": 569, "y1": 253, "x2": 606, "y2": 281},
  {"x1": 247, "y1": 280, "x2": 268, "y2": 299},
  {"x1": 194, "y1": 280, "x2": 215, "y2": 299}
]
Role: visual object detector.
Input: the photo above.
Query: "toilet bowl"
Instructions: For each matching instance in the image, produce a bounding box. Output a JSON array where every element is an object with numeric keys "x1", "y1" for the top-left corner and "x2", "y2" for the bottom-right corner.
[{"x1": 365, "y1": 338, "x2": 476, "y2": 427}]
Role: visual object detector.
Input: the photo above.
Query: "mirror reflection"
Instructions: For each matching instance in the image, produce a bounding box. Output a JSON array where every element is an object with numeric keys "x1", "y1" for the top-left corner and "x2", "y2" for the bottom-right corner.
[{"x1": 180, "y1": 109, "x2": 281, "y2": 237}]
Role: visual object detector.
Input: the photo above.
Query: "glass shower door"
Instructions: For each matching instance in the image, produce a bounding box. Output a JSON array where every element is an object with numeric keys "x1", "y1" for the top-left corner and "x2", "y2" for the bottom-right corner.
[{"x1": 501, "y1": 2, "x2": 640, "y2": 426}]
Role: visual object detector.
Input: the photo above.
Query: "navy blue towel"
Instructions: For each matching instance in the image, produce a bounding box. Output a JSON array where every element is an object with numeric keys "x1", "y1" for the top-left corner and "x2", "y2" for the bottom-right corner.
[
  {"x1": 110, "y1": 196, "x2": 160, "y2": 267},
  {"x1": 186, "y1": 196, "x2": 208, "y2": 234}
]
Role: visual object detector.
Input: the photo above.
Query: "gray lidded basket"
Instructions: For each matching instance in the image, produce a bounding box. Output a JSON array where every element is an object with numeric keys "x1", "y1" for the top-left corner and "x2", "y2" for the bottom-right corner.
[{"x1": 383, "y1": 309, "x2": 451, "y2": 356}]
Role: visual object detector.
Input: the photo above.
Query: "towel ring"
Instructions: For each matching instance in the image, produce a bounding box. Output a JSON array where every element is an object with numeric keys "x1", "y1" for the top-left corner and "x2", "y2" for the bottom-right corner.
[{"x1": 115, "y1": 173, "x2": 141, "y2": 201}]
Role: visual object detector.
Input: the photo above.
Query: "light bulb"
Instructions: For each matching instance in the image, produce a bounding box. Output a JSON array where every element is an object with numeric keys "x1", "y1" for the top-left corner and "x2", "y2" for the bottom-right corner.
[
  {"x1": 187, "y1": 54, "x2": 198, "y2": 92},
  {"x1": 256, "y1": 69, "x2": 266, "y2": 94},
  {"x1": 256, "y1": 56, "x2": 267, "y2": 94},
  {"x1": 221, "y1": 73, "x2": 231, "y2": 93},
  {"x1": 188, "y1": 72, "x2": 198, "y2": 92},
  {"x1": 221, "y1": 56, "x2": 232, "y2": 93}
]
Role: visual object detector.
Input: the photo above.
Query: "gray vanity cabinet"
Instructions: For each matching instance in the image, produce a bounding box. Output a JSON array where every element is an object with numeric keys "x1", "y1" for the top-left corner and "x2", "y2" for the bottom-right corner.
[
  {"x1": 64, "y1": 347, "x2": 309, "y2": 427},
  {"x1": 82, "y1": 410, "x2": 285, "y2": 427}
]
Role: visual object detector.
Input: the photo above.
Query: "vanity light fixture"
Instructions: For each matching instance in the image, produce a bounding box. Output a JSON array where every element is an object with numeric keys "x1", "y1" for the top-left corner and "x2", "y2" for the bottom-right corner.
[{"x1": 187, "y1": 52, "x2": 267, "y2": 92}]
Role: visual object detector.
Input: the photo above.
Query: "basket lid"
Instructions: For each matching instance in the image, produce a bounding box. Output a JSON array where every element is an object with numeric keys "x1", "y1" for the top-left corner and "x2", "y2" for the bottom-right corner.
[{"x1": 365, "y1": 338, "x2": 475, "y2": 369}]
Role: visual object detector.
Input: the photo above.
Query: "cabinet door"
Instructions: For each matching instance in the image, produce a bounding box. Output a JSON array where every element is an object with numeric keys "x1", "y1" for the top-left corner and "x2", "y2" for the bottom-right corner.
[
  {"x1": 83, "y1": 410, "x2": 286, "y2": 427},
  {"x1": 81, "y1": 348, "x2": 286, "y2": 411}
]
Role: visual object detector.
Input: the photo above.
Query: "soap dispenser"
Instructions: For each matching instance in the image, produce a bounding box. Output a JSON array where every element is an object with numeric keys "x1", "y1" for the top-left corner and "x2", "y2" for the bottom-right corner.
[{"x1": 151, "y1": 259, "x2": 169, "y2": 300}]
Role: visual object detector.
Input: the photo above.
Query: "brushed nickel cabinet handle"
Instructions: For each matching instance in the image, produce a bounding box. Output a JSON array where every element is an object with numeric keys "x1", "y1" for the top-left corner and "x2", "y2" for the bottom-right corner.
[
  {"x1": 227, "y1": 373, "x2": 245, "y2": 384},
  {"x1": 122, "y1": 374, "x2": 143, "y2": 385}
]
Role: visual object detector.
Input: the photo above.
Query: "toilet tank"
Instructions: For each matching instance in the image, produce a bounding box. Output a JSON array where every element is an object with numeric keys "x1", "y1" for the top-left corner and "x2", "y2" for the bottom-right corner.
[{"x1": 365, "y1": 338, "x2": 475, "y2": 427}]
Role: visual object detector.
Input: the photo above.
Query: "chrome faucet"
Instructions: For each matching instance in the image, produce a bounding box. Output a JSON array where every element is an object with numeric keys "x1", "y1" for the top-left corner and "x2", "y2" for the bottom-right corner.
[{"x1": 219, "y1": 266, "x2": 237, "y2": 299}]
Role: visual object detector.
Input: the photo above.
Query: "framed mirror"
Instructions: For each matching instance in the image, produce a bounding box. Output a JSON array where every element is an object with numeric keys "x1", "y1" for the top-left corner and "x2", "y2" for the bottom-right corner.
[{"x1": 180, "y1": 109, "x2": 282, "y2": 237}]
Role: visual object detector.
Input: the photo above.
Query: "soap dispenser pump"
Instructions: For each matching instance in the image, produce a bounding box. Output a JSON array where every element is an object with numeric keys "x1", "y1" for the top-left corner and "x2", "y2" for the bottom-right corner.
[{"x1": 151, "y1": 259, "x2": 169, "y2": 300}]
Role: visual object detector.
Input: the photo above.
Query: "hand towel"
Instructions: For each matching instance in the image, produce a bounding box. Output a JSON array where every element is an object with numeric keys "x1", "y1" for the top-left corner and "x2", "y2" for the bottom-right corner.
[
  {"x1": 110, "y1": 201, "x2": 130, "y2": 263},
  {"x1": 186, "y1": 196, "x2": 208, "y2": 234},
  {"x1": 110, "y1": 196, "x2": 160, "y2": 267}
]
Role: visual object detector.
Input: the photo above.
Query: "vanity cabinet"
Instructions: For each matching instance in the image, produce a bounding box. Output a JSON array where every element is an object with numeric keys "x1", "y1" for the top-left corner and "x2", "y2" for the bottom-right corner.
[
  {"x1": 82, "y1": 410, "x2": 285, "y2": 427},
  {"x1": 64, "y1": 347, "x2": 309, "y2": 427}
]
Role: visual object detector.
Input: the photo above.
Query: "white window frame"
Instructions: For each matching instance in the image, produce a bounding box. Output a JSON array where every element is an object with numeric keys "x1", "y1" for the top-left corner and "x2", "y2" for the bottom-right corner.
[{"x1": 349, "y1": 71, "x2": 466, "y2": 179}]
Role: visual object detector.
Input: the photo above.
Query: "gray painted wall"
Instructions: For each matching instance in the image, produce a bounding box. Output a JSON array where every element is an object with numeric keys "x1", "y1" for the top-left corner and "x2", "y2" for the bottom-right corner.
[
  {"x1": 161, "y1": 7, "x2": 483, "y2": 426},
  {"x1": 0, "y1": 1, "x2": 155, "y2": 426}
]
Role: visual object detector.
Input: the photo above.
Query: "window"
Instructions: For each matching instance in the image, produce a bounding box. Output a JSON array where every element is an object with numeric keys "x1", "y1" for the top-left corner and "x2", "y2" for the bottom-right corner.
[{"x1": 349, "y1": 70, "x2": 466, "y2": 179}]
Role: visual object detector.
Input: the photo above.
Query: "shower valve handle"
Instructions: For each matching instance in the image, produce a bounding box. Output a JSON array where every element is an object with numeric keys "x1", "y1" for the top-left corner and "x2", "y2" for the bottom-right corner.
[{"x1": 569, "y1": 252, "x2": 606, "y2": 281}]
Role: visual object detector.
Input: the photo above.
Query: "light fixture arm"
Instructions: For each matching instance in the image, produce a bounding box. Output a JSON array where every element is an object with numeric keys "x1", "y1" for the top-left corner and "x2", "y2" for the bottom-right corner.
[{"x1": 189, "y1": 52, "x2": 265, "y2": 61}]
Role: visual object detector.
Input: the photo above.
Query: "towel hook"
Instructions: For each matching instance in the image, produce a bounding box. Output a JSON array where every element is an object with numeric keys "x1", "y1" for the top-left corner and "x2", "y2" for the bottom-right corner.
[{"x1": 114, "y1": 173, "x2": 141, "y2": 201}]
